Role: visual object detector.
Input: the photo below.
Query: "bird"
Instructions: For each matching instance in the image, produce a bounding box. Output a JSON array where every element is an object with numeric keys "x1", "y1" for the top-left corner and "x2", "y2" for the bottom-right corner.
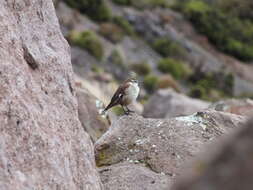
[{"x1": 103, "y1": 78, "x2": 140, "y2": 115}]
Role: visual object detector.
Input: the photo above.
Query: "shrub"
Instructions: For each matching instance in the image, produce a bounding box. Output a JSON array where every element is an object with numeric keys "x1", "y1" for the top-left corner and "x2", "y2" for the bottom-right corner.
[
  {"x1": 188, "y1": 71, "x2": 235, "y2": 100},
  {"x1": 112, "y1": 0, "x2": 131, "y2": 5},
  {"x1": 63, "y1": 0, "x2": 112, "y2": 21},
  {"x1": 152, "y1": 37, "x2": 186, "y2": 58},
  {"x1": 189, "y1": 85, "x2": 207, "y2": 100},
  {"x1": 175, "y1": 0, "x2": 253, "y2": 62},
  {"x1": 156, "y1": 75, "x2": 180, "y2": 92},
  {"x1": 143, "y1": 74, "x2": 158, "y2": 92},
  {"x1": 113, "y1": 16, "x2": 135, "y2": 36},
  {"x1": 68, "y1": 30, "x2": 104, "y2": 60},
  {"x1": 109, "y1": 49, "x2": 124, "y2": 66},
  {"x1": 157, "y1": 58, "x2": 189, "y2": 79},
  {"x1": 131, "y1": 0, "x2": 168, "y2": 9},
  {"x1": 130, "y1": 61, "x2": 151, "y2": 75},
  {"x1": 99, "y1": 23, "x2": 124, "y2": 43}
]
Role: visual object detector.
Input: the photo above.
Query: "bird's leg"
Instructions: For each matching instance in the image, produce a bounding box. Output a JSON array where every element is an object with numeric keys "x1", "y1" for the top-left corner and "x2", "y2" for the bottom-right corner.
[
  {"x1": 126, "y1": 106, "x2": 135, "y2": 113},
  {"x1": 121, "y1": 105, "x2": 129, "y2": 115}
]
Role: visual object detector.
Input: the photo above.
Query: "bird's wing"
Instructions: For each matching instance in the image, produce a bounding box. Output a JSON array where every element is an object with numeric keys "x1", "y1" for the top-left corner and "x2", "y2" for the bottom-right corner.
[{"x1": 104, "y1": 83, "x2": 130, "y2": 111}]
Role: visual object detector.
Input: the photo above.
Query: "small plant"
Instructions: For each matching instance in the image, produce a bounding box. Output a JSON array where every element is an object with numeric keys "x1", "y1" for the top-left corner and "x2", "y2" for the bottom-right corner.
[
  {"x1": 109, "y1": 49, "x2": 124, "y2": 66},
  {"x1": 112, "y1": 0, "x2": 131, "y2": 5},
  {"x1": 152, "y1": 37, "x2": 186, "y2": 58},
  {"x1": 188, "y1": 71, "x2": 235, "y2": 100},
  {"x1": 143, "y1": 74, "x2": 159, "y2": 92},
  {"x1": 68, "y1": 30, "x2": 104, "y2": 60},
  {"x1": 63, "y1": 0, "x2": 112, "y2": 22},
  {"x1": 112, "y1": 106, "x2": 125, "y2": 115},
  {"x1": 156, "y1": 75, "x2": 180, "y2": 92},
  {"x1": 99, "y1": 23, "x2": 124, "y2": 43},
  {"x1": 131, "y1": 0, "x2": 168, "y2": 9},
  {"x1": 91, "y1": 65, "x2": 104, "y2": 73},
  {"x1": 130, "y1": 61, "x2": 151, "y2": 76},
  {"x1": 157, "y1": 58, "x2": 190, "y2": 79},
  {"x1": 189, "y1": 85, "x2": 208, "y2": 100},
  {"x1": 113, "y1": 16, "x2": 135, "y2": 36}
]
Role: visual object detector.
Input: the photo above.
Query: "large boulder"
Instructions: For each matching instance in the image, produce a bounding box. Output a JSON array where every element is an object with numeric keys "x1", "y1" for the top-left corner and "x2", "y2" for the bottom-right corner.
[
  {"x1": 99, "y1": 162, "x2": 172, "y2": 190},
  {"x1": 77, "y1": 87, "x2": 109, "y2": 142},
  {"x1": 172, "y1": 118, "x2": 253, "y2": 190},
  {"x1": 143, "y1": 89, "x2": 210, "y2": 118},
  {"x1": 95, "y1": 111, "x2": 246, "y2": 177},
  {"x1": 209, "y1": 98, "x2": 253, "y2": 116},
  {"x1": 0, "y1": 0, "x2": 102, "y2": 189}
]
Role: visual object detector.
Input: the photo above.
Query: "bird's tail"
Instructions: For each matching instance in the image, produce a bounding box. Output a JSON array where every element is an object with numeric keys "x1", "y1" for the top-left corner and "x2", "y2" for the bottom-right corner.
[{"x1": 101, "y1": 103, "x2": 112, "y2": 115}]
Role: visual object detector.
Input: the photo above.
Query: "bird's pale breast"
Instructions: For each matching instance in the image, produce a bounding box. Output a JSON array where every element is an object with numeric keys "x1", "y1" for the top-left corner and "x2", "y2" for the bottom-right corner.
[{"x1": 123, "y1": 83, "x2": 140, "y2": 105}]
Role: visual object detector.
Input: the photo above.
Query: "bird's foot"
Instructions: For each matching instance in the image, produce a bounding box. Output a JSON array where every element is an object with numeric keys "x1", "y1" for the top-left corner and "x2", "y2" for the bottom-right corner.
[
  {"x1": 124, "y1": 110, "x2": 135, "y2": 115},
  {"x1": 124, "y1": 110, "x2": 130, "y2": 115}
]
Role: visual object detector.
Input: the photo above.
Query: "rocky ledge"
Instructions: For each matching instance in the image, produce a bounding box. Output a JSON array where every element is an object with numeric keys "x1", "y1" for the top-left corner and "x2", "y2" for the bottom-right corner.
[{"x1": 95, "y1": 111, "x2": 248, "y2": 189}]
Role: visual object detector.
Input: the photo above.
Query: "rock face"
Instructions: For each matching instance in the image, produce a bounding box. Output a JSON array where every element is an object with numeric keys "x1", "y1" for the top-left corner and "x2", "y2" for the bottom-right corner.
[
  {"x1": 209, "y1": 99, "x2": 253, "y2": 116},
  {"x1": 0, "y1": 0, "x2": 102, "y2": 189},
  {"x1": 95, "y1": 111, "x2": 246, "y2": 177},
  {"x1": 172, "y1": 118, "x2": 253, "y2": 190},
  {"x1": 143, "y1": 89, "x2": 210, "y2": 118},
  {"x1": 99, "y1": 162, "x2": 172, "y2": 190},
  {"x1": 77, "y1": 88, "x2": 109, "y2": 142},
  {"x1": 124, "y1": 8, "x2": 253, "y2": 95}
]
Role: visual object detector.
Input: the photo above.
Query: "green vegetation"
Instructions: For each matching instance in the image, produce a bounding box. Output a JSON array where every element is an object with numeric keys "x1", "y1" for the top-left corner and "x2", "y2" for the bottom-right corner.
[
  {"x1": 189, "y1": 71, "x2": 235, "y2": 100},
  {"x1": 174, "y1": 0, "x2": 253, "y2": 62},
  {"x1": 130, "y1": 61, "x2": 151, "y2": 75},
  {"x1": 64, "y1": 0, "x2": 112, "y2": 21},
  {"x1": 143, "y1": 74, "x2": 159, "y2": 92},
  {"x1": 91, "y1": 65, "x2": 104, "y2": 73},
  {"x1": 112, "y1": 0, "x2": 131, "y2": 6},
  {"x1": 112, "y1": 0, "x2": 168, "y2": 9},
  {"x1": 68, "y1": 30, "x2": 104, "y2": 60},
  {"x1": 152, "y1": 37, "x2": 186, "y2": 58},
  {"x1": 113, "y1": 16, "x2": 135, "y2": 36},
  {"x1": 112, "y1": 106, "x2": 125, "y2": 115},
  {"x1": 157, "y1": 58, "x2": 190, "y2": 79},
  {"x1": 109, "y1": 49, "x2": 125, "y2": 66},
  {"x1": 99, "y1": 23, "x2": 124, "y2": 43}
]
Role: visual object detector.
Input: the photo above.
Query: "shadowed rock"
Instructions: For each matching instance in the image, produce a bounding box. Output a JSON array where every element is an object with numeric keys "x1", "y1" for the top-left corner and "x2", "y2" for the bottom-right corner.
[
  {"x1": 95, "y1": 111, "x2": 246, "y2": 177},
  {"x1": 77, "y1": 88, "x2": 109, "y2": 142},
  {"x1": 143, "y1": 89, "x2": 210, "y2": 118},
  {"x1": 172, "y1": 118, "x2": 253, "y2": 190},
  {"x1": 0, "y1": 0, "x2": 102, "y2": 189},
  {"x1": 99, "y1": 162, "x2": 172, "y2": 190}
]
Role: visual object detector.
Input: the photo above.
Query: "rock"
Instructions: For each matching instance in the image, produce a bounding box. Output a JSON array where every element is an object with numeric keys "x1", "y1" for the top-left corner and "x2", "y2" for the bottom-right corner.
[
  {"x1": 99, "y1": 162, "x2": 172, "y2": 190},
  {"x1": 143, "y1": 89, "x2": 210, "y2": 118},
  {"x1": 172, "y1": 118, "x2": 253, "y2": 190},
  {"x1": 209, "y1": 98, "x2": 253, "y2": 116},
  {"x1": 77, "y1": 88, "x2": 109, "y2": 142},
  {"x1": 95, "y1": 111, "x2": 246, "y2": 177},
  {"x1": 0, "y1": 0, "x2": 102, "y2": 189}
]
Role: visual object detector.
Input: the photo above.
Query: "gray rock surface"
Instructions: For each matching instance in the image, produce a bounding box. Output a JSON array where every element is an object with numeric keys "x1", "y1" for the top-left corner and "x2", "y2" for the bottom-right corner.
[
  {"x1": 143, "y1": 89, "x2": 210, "y2": 118},
  {"x1": 209, "y1": 98, "x2": 253, "y2": 116},
  {"x1": 77, "y1": 88, "x2": 109, "y2": 142},
  {"x1": 95, "y1": 111, "x2": 246, "y2": 177},
  {"x1": 99, "y1": 162, "x2": 172, "y2": 190},
  {"x1": 0, "y1": 0, "x2": 102, "y2": 189},
  {"x1": 172, "y1": 118, "x2": 253, "y2": 190}
]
